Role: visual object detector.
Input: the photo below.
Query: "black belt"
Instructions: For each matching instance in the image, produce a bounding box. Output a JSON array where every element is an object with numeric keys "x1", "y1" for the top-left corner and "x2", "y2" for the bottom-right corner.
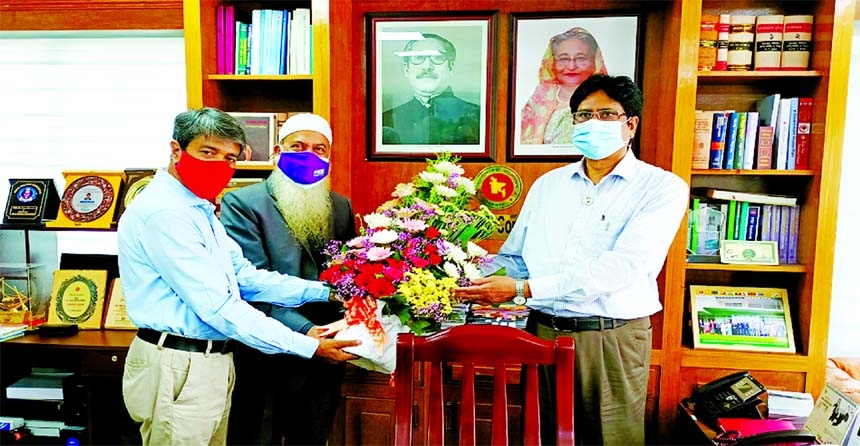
[
  {"x1": 530, "y1": 310, "x2": 628, "y2": 332},
  {"x1": 137, "y1": 328, "x2": 232, "y2": 354}
]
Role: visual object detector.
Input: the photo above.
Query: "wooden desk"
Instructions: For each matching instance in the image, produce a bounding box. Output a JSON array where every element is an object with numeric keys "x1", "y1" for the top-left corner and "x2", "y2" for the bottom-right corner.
[{"x1": 0, "y1": 330, "x2": 138, "y2": 445}]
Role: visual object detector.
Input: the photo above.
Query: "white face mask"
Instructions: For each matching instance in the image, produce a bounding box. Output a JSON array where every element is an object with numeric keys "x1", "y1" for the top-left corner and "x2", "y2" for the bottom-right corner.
[{"x1": 572, "y1": 119, "x2": 629, "y2": 160}]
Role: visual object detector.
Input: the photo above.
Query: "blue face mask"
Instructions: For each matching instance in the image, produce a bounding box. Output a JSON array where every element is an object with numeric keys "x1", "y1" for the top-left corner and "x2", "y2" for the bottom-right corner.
[
  {"x1": 572, "y1": 119, "x2": 629, "y2": 160},
  {"x1": 276, "y1": 151, "x2": 330, "y2": 188}
]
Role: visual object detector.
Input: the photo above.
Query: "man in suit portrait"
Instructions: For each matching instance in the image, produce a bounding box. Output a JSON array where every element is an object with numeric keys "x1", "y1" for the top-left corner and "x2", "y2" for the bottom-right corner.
[
  {"x1": 220, "y1": 113, "x2": 356, "y2": 446},
  {"x1": 382, "y1": 33, "x2": 481, "y2": 145}
]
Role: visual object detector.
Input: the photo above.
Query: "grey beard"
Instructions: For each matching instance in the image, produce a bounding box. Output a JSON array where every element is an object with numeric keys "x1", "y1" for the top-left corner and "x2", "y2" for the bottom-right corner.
[{"x1": 269, "y1": 169, "x2": 334, "y2": 251}]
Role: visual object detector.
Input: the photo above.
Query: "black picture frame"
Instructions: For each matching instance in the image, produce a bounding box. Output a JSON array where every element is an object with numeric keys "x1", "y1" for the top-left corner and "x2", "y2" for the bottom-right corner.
[
  {"x1": 508, "y1": 13, "x2": 641, "y2": 161},
  {"x1": 366, "y1": 12, "x2": 497, "y2": 161}
]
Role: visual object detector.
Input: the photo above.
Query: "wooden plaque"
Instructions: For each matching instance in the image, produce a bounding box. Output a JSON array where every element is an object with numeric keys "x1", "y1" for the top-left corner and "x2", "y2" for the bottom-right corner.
[
  {"x1": 102, "y1": 278, "x2": 135, "y2": 330},
  {"x1": 45, "y1": 171, "x2": 125, "y2": 229},
  {"x1": 115, "y1": 168, "x2": 156, "y2": 222},
  {"x1": 47, "y1": 269, "x2": 108, "y2": 330},
  {"x1": 3, "y1": 179, "x2": 61, "y2": 225}
]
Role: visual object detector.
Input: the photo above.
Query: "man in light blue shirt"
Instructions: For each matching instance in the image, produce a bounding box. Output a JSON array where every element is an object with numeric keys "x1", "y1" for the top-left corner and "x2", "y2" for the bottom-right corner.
[
  {"x1": 456, "y1": 75, "x2": 688, "y2": 445},
  {"x1": 118, "y1": 107, "x2": 359, "y2": 446}
]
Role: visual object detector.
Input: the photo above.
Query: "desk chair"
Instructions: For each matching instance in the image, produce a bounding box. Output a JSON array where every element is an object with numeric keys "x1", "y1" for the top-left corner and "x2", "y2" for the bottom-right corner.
[{"x1": 393, "y1": 325, "x2": 575, "y2": 445}]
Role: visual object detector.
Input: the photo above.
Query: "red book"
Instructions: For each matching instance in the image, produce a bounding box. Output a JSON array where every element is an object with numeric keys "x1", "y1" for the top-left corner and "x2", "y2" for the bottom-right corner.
[
  {"x1": 718, "y1": 418, "x2": 797, "y2": 437},
  {"x1": 795, "y1": 98, "x2": 813, "y2": 170}
]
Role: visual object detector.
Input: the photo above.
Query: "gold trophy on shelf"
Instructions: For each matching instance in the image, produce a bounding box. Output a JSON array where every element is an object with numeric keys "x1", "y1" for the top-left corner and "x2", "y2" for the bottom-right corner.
[{"x1": 0, "y1": 277, "x2": 30, "y2": 313}]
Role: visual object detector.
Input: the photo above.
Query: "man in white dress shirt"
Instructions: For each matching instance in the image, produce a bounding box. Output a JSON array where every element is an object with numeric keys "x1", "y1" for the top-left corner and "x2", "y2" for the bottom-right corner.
[{"x1": 456, "y1": 74, "x2": 688, "y2": 445}]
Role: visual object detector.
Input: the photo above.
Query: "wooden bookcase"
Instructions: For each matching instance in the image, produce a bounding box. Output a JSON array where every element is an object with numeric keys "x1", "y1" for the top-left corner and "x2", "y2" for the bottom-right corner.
[{"x1": 182, "y1": 0, "x2": 855, "y2": 442}]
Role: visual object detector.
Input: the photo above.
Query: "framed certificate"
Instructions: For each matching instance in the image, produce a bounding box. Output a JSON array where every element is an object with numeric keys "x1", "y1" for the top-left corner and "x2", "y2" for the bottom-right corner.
[
  {"x1": 47, "y1": 269, "x2": 108, "y2": 330},
  {"x1": 102, "y1": 278, "x2": 135, "y2": 330}
]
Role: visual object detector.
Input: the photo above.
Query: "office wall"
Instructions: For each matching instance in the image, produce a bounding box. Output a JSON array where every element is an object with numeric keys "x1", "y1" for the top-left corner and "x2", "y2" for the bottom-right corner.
[{"x1": 828, "y1": 20, "x2": 860, "y2": 357}]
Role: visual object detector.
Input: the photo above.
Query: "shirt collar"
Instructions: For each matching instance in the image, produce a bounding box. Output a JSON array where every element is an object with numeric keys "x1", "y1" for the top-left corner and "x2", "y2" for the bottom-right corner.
[
  {"x1": 152, "y1": 168, "x2": 215, "y2": 210},
  {"x1": 570, "y1": 149, "x2": 639, "y2": 182}
]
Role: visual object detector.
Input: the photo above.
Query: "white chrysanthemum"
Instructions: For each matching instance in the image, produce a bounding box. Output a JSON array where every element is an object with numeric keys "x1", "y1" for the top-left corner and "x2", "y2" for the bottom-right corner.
[
  {"x1": 369, "y1": 229, "x2": 399, "y2": 244},
  {"x1": 433, "y1": 161, "x2": 464, "y2": 176},
  {"x1": 466, "y1": 241, "x2": 488, "y2": 258},
  {"x1": 434, "y1": 184, "x2": 458, "y2": 198},
  {"x1": 419, "y1": 171, "x2": 447, "y2": 185},
  {"x1": 462, "y1": 262, "x2": 481, "y2": 280},
  {"x1": 442, "y1": 240, "x2": 468, "y2": 263},
  {"x1": 396, "y1": 218, "x2": 427, "y2": 233},
  {"x1": 346, "y1": 236, "x2": 367, "y2": 248},
  {"x1": 392, "y1": 182, "x2": 415, "y2": 198},
  {"x1": 442, "y1": 262, "x2": 461, "y2": 279},
  {"x1": 453, "y1": 176, "x2": 476, "y2": 195},
  {"x1": 363, "y1": 213, "x2": 392, "y2": 229}
]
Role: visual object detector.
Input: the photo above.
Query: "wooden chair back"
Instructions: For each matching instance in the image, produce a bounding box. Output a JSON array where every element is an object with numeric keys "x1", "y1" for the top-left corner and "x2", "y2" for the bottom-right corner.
[{"x1": 393, "y1": 324, "x2": 575, "y2": 445}]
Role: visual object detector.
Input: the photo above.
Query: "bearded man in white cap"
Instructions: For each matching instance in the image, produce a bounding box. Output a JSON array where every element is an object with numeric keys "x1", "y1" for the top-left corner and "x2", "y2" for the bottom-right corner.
[{"x1": 220, "y1": 113, "x2": 356, "y2": 446}]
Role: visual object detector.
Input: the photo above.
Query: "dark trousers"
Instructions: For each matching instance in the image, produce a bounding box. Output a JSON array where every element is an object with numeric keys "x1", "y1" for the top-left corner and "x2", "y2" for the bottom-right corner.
[
  {"x1": 526, "y1": 314, "x2": 652, "y2": 446},
  {"x1": 228, "y1": 302, "x2": 345, "y2": 446}
]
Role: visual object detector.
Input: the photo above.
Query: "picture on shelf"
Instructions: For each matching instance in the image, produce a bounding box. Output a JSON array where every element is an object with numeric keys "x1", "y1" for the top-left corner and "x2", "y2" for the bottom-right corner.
[
  {"x1": 227, "y1": 112, "x2": 278, "y2": 166},
  {"x1": 690, "y1": 285, "x2": 795, "y2": 353}
]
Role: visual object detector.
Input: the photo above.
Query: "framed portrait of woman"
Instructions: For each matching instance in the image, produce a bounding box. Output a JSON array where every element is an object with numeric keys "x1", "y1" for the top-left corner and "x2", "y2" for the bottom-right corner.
[
  {"x1": 367, "y1": 13, "x2": 496, "y2": 160},
  {"x1": 509, "y1": 14, "x2": 640, "y2": 161}
]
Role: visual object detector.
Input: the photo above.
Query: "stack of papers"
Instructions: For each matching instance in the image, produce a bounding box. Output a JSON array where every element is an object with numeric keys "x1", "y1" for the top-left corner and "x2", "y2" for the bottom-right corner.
[
  {"x1": 768, "y1": 389, "x2": 815, "y2": 428},
  {"x1": 0, "y1": 323, "x2": 26, "y2": 342}
]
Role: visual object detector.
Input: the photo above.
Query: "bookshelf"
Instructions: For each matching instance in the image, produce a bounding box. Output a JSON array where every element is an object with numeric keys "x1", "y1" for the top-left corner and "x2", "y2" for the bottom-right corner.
[{"x1": 665, "y1": 0, "x2": 853, "y2": 440}]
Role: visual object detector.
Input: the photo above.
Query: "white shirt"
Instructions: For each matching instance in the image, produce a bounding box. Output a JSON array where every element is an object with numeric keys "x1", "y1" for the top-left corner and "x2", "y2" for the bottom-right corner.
[{"x1": 491, "y1": 150, "x2": 688, "y2": 319}]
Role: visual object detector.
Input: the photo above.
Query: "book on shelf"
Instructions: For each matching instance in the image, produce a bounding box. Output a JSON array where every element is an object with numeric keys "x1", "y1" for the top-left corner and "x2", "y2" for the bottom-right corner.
[
  {"x1": 774, "y1": 97, "x2": 792, "y2": 170},
  {"x1": 693, "y1": 110, "x2": 714, "y2": 169},
  {"x1": 781, "y1": 15, "x2": 814, "y2": 70},
  {"x1": 754, "y1": 15, "x2": 784, "y2": 70},
  {"x1": 693, "y1": 188, "x2": 797, "y2": 207},
  {"x1": 698, "y1": 14, "x2": 719, "y2": 71},
  {"x1": 689, "y1": 285, "x2": 795, "y2": 353},
  {"x1": 708, "y1": 111, "x2": 729, "y2": 169},
  {"x1": 757, "y1": 93, "x2": 781, "y2": 129},
  {"x1": 742, "y1": 111, "x2": 759, "y2": 169},
  {"x1": 803, "y1": 382, "x2": 859, "y2": 445},
  {"x1": 715, "y1": 14, "x2": 731, "y2": 70},
  {"x1": 795, "y1": 98, "x2": 813, "y2": 170},
  {"x1": 726, "y1": 15, "x2": 755, "y2": 71},
  {"x1": 6, "y1": 369, "x2": 74, "y2": 401},
  {"x1": 227, "y1": 112, "x2": 278, "y2": 165},
  {"x1": 786, "y1": 97, "x2": 800, "y2": 170},
  {"x1": 732, "y1": 112, "x2": 748, "y2": 169},
  {"x1": 756, "y1": 126, "x2": 774, "y2": 169},
  {"x1": 723, "y1": 112, "x2": 741, "y2": 169}
]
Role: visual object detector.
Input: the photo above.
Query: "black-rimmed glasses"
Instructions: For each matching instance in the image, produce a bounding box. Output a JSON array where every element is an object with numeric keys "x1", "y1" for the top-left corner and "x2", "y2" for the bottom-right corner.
[{"x1": 406, "y1": 54, "x2": 448, "y2": 65}]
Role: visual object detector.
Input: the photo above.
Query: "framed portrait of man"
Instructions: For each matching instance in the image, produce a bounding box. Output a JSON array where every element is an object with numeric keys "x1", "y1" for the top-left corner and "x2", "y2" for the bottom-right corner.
[
  {"x1": 367, "y1": 13, "x2": 496, "y2": 160},
  {"x1": 509, "y1": 14, "x2": 640, "y2": 160}
]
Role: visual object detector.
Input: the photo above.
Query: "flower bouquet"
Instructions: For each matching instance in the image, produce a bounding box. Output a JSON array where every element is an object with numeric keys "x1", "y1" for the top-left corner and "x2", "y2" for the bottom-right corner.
[{"x1": 320, "y1": 153, "x2": 498, "y2": 373}]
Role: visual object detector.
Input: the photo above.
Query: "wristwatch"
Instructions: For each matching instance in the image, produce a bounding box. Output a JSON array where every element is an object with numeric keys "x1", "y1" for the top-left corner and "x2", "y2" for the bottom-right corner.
[{"x1": 513, "y1": 279, "x2": 526, "y2": 305}]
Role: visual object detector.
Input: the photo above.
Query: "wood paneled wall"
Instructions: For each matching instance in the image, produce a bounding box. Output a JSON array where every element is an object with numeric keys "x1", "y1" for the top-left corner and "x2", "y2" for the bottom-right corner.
[{"x1": 0, "y1": 0, "x2": 182, "y2": 31}]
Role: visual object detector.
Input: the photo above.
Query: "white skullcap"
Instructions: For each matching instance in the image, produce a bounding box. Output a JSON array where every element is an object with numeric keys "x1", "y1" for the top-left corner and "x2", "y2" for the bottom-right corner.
[{"x1": 278, "y1": 113, "x2": 333, "y2": 145}]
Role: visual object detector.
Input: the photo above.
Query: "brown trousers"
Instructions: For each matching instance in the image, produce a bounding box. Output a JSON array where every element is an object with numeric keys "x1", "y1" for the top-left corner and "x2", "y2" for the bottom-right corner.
[{"x1": 530, "y1": 316, "x2": 652, "y2": 446}]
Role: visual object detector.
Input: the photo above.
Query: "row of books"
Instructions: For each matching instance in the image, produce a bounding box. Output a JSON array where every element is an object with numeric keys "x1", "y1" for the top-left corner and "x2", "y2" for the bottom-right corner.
[
  {"x1": 688, "y1": 189, "x2": 800, "y2": 265},
  {"x1": 215, "y1": 6, "x2": 312, "y2": 75},
  {"x1": 693, "y1": 94, "x2": 812, "y2": 171},
  {"x1": 698, "y1": 14, "x2": 813, "y2": 71}
]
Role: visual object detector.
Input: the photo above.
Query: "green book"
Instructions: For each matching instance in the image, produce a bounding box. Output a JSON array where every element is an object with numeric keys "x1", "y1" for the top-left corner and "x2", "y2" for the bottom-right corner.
[{"x1": 726, "y1": 200, "x2": 738, "y2": 240}]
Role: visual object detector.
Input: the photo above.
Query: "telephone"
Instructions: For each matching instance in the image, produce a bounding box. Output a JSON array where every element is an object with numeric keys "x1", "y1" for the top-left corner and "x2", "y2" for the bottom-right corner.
[{"x1": 691, "y1": 371, "x2": 767, "y2": 424}]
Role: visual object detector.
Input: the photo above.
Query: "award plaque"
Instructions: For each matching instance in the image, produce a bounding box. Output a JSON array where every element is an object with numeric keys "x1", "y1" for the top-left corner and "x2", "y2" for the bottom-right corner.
[
  {"x1": 47, "y1": 269, "x2": 108, "y2": 330},
  {"x1": 46, "y1": 171, "x2": 125, "y2": 229},
  {"x1": 3, "y1": 179, "x2": 61, "y2": 225},
  {"x1": 115, "y1": 168, "x2": 156, "y2": 221},
  {"x1": 102, "y1": 278, "x2": 135, "y2": 330}
]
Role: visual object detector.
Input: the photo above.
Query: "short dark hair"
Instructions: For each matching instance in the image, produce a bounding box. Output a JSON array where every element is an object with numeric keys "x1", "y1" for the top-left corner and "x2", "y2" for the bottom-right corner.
[
  {"x1": 403, "y1": 33, "x2": 456, "y2": 64},
  {"x1": 172, "y1": 107, "x2": 247, "y2": 150},
  {"x1": 569, "y1": 74, "x2": 643, "y2": 119}
]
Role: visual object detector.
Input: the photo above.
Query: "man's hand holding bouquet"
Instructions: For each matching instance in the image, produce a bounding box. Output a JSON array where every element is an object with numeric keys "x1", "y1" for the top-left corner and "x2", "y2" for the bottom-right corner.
[{"x1": 318, "y1": 153, "x2": 498, "y2": 373}]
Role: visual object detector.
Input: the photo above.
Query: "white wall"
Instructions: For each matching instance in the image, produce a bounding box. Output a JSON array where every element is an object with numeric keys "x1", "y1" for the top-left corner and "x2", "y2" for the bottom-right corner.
[{"x1": 827, "y1": 20, "x2": 860, "y2": 357}]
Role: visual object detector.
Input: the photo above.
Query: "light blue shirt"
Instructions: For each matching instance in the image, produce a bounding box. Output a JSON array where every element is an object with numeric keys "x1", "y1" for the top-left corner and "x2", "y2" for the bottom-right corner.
[
  {"x1": 492, "y1": 150, "x2": 688, "y2": 319},
  {"x1": 117, "y1": 169, "x2": 329, "y2": 357}
]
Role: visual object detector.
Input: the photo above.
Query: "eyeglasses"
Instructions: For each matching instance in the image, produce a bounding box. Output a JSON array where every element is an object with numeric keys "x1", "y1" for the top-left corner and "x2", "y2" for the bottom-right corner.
[
  {"x1": 406, "y1": 54, "x2": 448, "y2": 65},
  {"x1": 572, "y1": 109, "x2": 627, "y2": 124},
  {"x1": 555, "y1": 55, "x2": 593, "y2": 69}
]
